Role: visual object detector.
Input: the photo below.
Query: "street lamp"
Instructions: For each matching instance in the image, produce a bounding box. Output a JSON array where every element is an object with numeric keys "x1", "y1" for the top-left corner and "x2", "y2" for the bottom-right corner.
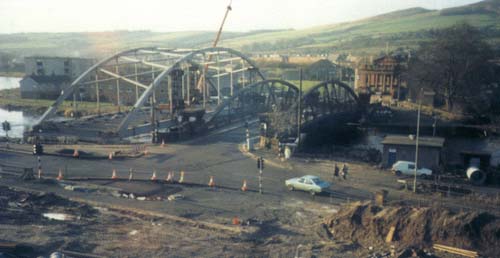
[{"x1": 413, "y1": 88, "x2": 423, "y2": 193}]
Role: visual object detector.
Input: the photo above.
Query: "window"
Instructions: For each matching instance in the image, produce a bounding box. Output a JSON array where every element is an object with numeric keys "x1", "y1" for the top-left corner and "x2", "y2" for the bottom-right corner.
[
  {"x1": 312, "y1": 178, "x2": 321, "y2": 185},
  {"x1": 298, "y1": 178, "x2": 305, "y2": 183},
  {"x1": 408, "y1": 164, "x2": 415, "y2": 170}
]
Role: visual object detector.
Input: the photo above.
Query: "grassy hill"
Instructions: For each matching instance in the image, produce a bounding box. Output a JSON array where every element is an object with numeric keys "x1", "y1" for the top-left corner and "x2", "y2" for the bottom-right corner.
[
  {"x1": 223, "y1": 0, "x2": 500, "y2": 54},
  {"x1": 0, "y1": 0, "x2": 499, "y2": 60}
]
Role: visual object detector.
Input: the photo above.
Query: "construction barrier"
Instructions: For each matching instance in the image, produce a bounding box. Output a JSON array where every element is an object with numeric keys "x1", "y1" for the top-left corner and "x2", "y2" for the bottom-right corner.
[
  {"x1": 111, "y1": 169, "x2": 118, "y2": 180},
  {"x1": 179, "y1": 171, "x2": 184, "y2": 183},
  {"x1": 208, "y1": 176, "x2": 215, "y2": 187},
  {"x1": 166, "y1": 172, "x2": 173, "y2": 183},
  {"x1": 241, "y1": 180, "x2": 248, "y2": 192},
  {"x1": 56, "y1": 169, "x2": 63, "y2": 180}
]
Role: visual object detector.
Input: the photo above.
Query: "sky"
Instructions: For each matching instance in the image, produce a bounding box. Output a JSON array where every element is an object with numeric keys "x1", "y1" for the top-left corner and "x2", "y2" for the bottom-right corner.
[{"x1": 0, "y1": 0, "x2": 483, "y2": 33}]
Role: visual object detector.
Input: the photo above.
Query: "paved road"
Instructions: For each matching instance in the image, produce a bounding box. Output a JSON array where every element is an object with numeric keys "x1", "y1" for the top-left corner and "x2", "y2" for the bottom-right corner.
[{"x1": 0, "y1": 124, "x2": 374, "y2": 221}]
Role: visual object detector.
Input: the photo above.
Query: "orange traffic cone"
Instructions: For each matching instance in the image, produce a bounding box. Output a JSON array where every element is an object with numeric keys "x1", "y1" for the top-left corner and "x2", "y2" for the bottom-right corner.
[
  {"x1": 111, "y1": 169, "x2": 118, "y2": 180},
  {"x1": 56, "y1": 169, "x2": 63, "y2": 180},
  {"x1": 108, "y1": 152, "x2": 113, "y2": 160},
  {"x1": 166, "y1": 172, "x2": 173, "y2": 183},
  {"x1": 151, "y1": 170, "x2": 157, "y2": 181},
  {"x1": 73, "y1": 149, "x2": 79, "y2": 158},
  {"x1": 161, "y1": 140, "x2": 165, "y2": 148},
  {"x1": 232, "y1": 216, "x2": 240, "y2": 225},
  {"x1": 179, "y1": 171, "x2": 184, "y2": 184},
  {"x1": 241, "y1": 180, "x2": 248, "y2": 192},
  {"x1": 208, "y1": 176, "x2": 215, "y2": 187}
]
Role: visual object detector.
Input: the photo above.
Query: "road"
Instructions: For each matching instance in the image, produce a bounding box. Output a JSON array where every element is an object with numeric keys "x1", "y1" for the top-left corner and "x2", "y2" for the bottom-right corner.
[{"x1": 0, "y1": 123, "x2": 373, "y2": 222}]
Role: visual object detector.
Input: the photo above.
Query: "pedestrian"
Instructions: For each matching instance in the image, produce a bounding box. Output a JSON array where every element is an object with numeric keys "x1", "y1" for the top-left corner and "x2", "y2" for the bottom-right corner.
[
  {"x1": 342, "y1": 163, "x2": 349, "y2": 180},
  {"x1": 334, "y1": 163, "x2": 340, "y2": 179}
]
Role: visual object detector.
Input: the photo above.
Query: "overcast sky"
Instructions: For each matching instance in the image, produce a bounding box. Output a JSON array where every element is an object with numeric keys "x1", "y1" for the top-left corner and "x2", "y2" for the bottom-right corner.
[{"x1": 0, "y1": 0, "x2": 482, "y2": 33}]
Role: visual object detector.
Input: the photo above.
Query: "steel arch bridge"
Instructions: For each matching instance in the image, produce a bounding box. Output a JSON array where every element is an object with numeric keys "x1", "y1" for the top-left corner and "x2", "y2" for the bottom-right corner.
[
  {"x1": 207, "y1": 79, "x2": 361, "y2": 137},
  {"x1": 298, "y1": 79, "x2": 360, "y2": 128},
  {"x1": 36, "y1": 47, "x2": 265, "y2": 137},
  {"x1": 205, "y1": 79, "x2": 299, "y2": 129}
]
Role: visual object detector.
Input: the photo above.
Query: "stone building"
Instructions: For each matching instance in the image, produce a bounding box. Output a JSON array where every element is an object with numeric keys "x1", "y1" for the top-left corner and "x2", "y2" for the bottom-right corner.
[
  {"x1": 20, "y1": 56, "x2": 94, "y2": 100},
  {"x1": 354, "y1": 55, "x2": 407, "y2": 102}
]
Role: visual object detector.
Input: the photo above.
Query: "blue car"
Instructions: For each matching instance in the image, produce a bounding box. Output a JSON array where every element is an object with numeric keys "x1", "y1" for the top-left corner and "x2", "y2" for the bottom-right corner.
[{"x1": 285, "y1": 175, "x2": 330, "y2": 195}]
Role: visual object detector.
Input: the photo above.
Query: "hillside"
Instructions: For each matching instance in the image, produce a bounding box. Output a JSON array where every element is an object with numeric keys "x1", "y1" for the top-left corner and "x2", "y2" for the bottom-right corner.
[
  {"x1": 223, "y1": 0, "x2": 500, "y2": 54},
  {"x1": 0, "y1": 0, "x2": 499, "y2": 60}
]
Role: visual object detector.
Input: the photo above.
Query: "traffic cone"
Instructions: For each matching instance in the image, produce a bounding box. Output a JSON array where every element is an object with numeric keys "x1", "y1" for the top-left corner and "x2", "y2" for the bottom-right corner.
[
  {"x1": 108, "y1": 152, "x2": 113, "y2": 160},
  {"x1": 232, "y1": 216, "x2": 240, "y2": 225},
  {"x1": 38, "y1": 169, "x2": 42, "y2": 179},
  {"x1": 161, "y1": 140, "x2": 165, "y2": 148},
  {"x1": 73, "y1": 149, "x2": 79, "y2": 158},
  {"x1": 150, "y1": 170, "x2": 157, "y2": 181},
  {"x1": 144, "y1": 147, "x2": 149, "y2": 156},
  {"x1": 128, "y1": 168, "x2": 133, "y2": 181},
  {"x1": 111, "y1": 169, "x2": 118, "y2": 180},
  {"x1": 179, "y1": 171, "x2": 184, "y2": 184},
  {"x1": 166, "y1": 172, "x2": 173, "y2": 183},
  {"x1": 241, "y1": 180, "x2": 248, "y2": 192},
  {"x1": 208, "y1": 176, "x2": 215, "y2": 187},
  {"x1": 56, "y1": 169, "x2": 63, "y2": 180}
]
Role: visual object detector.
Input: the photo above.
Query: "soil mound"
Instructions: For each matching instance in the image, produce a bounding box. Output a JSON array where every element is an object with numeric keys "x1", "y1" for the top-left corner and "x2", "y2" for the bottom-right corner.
[{"x1": 324, "y1": 202, "x2": 500, "y2": 257}]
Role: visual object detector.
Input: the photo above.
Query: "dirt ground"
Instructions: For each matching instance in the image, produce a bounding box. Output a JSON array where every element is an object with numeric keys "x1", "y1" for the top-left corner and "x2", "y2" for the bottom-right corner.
[
  {"x1": 325, "y1": 201, "x2": 500, "y2": 258},
  {"x1": 0, "y1": 185, "x2": 370, "y2": 258}
]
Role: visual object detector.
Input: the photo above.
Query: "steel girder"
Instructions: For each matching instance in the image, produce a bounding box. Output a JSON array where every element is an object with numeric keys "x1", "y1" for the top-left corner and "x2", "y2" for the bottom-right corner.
[
  {"x1": 35, "y1": 47, "x2": 265, "y2": 135},
  {"x1": 206, "y1": 79, "x2": 299, "y2": 127},
  {"x1": 299, "y1": 80, "x2": 359, "y2": 124}
]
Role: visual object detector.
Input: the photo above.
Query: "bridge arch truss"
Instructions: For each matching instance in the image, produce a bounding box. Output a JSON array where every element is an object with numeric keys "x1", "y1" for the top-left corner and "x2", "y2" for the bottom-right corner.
[{"x1": 36, "y1": 47, "x2": 265, "y2": 136}]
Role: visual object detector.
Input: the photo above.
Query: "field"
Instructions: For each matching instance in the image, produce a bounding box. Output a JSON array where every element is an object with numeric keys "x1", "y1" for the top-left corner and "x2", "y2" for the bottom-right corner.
[{"x1": 0, "y1": 88, "x2": 129, "y2": 116}]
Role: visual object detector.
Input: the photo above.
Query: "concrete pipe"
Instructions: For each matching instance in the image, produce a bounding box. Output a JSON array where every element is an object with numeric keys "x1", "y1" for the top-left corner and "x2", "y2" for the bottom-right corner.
[{"x1": 466, "y1": 166, "x2": 486, "y2": 185}]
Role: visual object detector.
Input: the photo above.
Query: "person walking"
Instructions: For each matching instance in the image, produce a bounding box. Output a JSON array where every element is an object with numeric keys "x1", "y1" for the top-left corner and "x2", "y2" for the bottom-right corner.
[
  {"x1": 342, "y1": 163, "x2": 349, "y2": 180},
  {"x1": 334, "y1": 163, "x2": 340, "y2": 180}
]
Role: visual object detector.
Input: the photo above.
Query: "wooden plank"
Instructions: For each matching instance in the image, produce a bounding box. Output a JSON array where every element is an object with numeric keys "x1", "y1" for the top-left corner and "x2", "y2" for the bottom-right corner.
[
  {"x1": 433, "y1": 244, "x2": 478, "y2": 258},
  {"x1": 385, "y1": 226, "x2": 396, "y2": 243}
]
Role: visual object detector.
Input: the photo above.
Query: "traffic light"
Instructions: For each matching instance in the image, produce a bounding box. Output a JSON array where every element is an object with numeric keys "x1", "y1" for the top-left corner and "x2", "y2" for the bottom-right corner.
[
  {"x1": 33, "y1": 144, "x2": 43, "y2": 155},
  {"x1": 2, "y1": 121, "x2": 10, "y2": 132},
  {"x1": 257, "y1": 157, "x2": 265, "y2": 170}
]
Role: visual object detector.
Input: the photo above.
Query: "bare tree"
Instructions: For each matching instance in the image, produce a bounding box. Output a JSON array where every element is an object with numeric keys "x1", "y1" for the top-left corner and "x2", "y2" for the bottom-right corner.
[{"x1": 407, "y1": 23, "x2": 494, "y2": 112}]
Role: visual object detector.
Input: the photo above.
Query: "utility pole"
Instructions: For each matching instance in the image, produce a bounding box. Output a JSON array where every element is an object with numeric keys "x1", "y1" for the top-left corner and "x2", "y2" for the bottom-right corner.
[
  {"x1": 257, "y1": 157, "x2": 264, "y2": 194},
  {"x1": 413, "y1": 88, "x2": 423, "y2": 193},
  {"x1": 432, "y1": 115, "x2": 437, "y2": 137},
  {"x1": 246, "y1": 127, "x2": 250, "y2": 151},
  {"x1": 2, "y1": 120, "x2": 10, "y2": 149},
  {"x1": 297, "y1": 69, "x2": 303, "y2": 147}
]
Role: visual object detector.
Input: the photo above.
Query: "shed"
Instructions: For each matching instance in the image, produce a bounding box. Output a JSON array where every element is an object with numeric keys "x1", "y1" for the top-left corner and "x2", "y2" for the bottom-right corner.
[{"x1": 382, "y1": 135, "x2": 445, "y2": 170}]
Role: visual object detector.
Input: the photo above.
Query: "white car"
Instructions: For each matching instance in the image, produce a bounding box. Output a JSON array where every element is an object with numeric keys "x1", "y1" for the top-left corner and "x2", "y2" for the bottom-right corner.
[{"x1": 391, "y1": 161, "x2": 432, "y2": 178}]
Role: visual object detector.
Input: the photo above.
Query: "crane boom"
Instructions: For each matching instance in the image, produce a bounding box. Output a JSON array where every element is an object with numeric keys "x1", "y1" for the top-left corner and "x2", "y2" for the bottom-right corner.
[{"x1": 196, "y1": 1, "x2": 232, "y2": 98}]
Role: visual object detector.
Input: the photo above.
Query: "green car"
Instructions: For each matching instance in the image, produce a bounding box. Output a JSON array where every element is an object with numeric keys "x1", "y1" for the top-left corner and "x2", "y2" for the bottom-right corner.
[{"x1": 285, "y1": 175, "x2": 331, "y2": 195}]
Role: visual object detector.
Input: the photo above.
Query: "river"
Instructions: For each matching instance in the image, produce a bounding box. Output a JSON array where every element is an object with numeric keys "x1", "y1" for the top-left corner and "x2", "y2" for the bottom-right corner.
[{"x1": 0, "y1": 76, "x2": 38, "y2": 138}]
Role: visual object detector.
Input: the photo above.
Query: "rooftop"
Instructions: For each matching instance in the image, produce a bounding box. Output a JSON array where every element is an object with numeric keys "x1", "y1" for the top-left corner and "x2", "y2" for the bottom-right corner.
[{"x1": 382, "y1": 135, "x2": 445, "y2": 148}]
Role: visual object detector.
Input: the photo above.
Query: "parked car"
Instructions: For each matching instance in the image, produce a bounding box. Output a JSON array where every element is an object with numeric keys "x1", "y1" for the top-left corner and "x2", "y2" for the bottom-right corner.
[
  {"x1": 391, "y1": 161, "x2": 432, "y2": 178},
  {"x1": 285, "y1": 175, "x2": 330, "y2": 195}
]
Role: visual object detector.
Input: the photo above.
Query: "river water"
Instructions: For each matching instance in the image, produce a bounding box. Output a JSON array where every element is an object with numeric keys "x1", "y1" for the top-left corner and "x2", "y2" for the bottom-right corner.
[{"x1": 0, "y1": 76, "x2": 38, "y2": 138}]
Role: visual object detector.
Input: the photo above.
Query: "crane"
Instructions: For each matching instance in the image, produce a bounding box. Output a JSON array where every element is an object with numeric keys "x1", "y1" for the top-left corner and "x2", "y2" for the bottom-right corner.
[{"x1": 196, "y1": 0, "x2": 232, "y2": 106}]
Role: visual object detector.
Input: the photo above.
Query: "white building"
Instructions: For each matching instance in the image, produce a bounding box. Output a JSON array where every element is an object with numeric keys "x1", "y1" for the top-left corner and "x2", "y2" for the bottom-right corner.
[{"x1": 20, "y1": 56, "x2": 94, "y2": 99}]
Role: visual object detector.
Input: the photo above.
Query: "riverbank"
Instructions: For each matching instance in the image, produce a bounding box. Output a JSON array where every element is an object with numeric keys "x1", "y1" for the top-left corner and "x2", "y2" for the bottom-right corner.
[
  {"x1": 0, "y1": 71, "x2": 23, "y2": 77},
  {"x1": 0, "y1": 88, "x2": 131, "y2": 117}
]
